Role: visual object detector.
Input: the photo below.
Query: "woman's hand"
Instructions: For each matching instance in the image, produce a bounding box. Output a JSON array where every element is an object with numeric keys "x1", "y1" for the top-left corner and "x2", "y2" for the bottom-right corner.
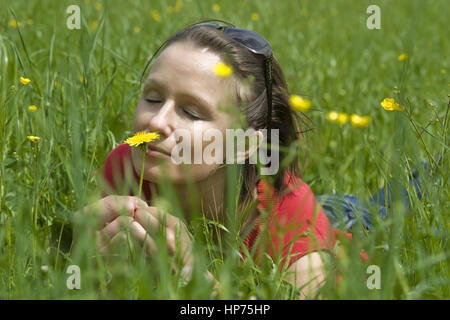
[
  {"x1": 73, "y1": 195, "x2": 146, "y2": 252},
  {"x1": 73, "y1": 195, "x2": 194, "y2": 265},
  {"x1": 73, "y1": 195, "x2": 218, "y2": 294}
]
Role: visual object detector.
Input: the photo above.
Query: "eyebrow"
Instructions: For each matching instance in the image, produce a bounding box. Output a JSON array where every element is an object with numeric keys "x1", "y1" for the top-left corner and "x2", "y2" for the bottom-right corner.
[{"x1": 144, "y1": 78, "x2": 214, "y2": 115}]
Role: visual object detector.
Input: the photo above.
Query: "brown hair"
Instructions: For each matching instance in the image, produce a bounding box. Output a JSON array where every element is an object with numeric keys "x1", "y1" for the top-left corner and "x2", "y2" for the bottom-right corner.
[{"x1": 141, "y1": 20, "x2": 311, "y2": 214}]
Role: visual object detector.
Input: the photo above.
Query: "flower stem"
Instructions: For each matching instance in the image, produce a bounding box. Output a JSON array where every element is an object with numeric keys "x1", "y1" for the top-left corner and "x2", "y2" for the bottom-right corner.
[{"x1": 138, "y1": 144, "x2": 146, "y2": 199}]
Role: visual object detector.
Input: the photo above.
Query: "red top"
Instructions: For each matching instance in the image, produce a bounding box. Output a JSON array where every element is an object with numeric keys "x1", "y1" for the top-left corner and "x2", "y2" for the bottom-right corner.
[{"x1": 99, "y1": 143, "x2": 362, "y2": 269}]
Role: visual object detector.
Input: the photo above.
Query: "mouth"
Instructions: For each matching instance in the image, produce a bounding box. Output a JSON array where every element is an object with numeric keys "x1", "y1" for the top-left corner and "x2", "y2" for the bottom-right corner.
[{"x1": 146, "y1": 143, "x2": 171, "y2": 157}]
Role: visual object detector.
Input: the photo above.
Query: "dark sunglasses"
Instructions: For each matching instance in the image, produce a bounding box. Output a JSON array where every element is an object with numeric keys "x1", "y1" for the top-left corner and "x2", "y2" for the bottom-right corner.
[{"x1": 188, "y1": 21, "x2": 274, "y2": 129}]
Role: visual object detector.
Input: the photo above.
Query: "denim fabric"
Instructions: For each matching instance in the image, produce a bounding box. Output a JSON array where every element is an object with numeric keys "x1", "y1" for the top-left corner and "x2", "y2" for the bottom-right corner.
[{"x1": 316, "y1": 161, "x2": 428, "y2": 232}]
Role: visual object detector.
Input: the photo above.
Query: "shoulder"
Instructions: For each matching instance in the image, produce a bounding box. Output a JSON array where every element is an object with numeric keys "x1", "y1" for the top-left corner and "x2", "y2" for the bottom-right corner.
[
  {"x1": 100, "y1": 143, "x2": 136, "y2": 193},
  {"x1": 104, "y1": 143, "x2": 131, "y2": 166},
  {"x1": 255, "y1": 171, "x2": 335, "y2": 268},
  {"x1": 257, "y1": 172, "x2": 324, "y2": 222}
]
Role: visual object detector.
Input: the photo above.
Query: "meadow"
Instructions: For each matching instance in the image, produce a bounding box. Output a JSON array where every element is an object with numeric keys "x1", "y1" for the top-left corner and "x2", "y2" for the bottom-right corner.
[{"x1": 0, "y1": 0, "x2": 448, "y2": 299}]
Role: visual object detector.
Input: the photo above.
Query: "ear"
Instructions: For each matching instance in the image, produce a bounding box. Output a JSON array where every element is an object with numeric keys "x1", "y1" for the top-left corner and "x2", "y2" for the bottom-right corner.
[{"x1": 235, "y1": 130, "x2": 264, "y2": 163}]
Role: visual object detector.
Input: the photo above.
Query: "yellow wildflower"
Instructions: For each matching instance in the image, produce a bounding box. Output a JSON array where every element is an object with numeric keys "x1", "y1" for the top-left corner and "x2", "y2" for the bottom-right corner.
[
  {"x1": 214, "y1": 62, "x2": 233, "y2": 77},
  {"x1": 350, "y1": 114, "x2": 371, "y2": 128},
  {"x1": 398, "y1": 53, "x2": 408, "y2": 61},
  {"x1": 337, "y1": 113, "x2": 348, "y2": 124},
  {"x1": 212, "y1": 4, "x2": 220, "y2": 12},
  {"x1": 95, "y1": 2, "x2": 103, "y2": 11},
  {"x1": 174, "y1": 0, "x2": 183, "y2": 12},
  {"x1": 152, "y1": 10, "x2": 161, "y2": 22},
  {"x1": 28, "y1": 105, "x2": 38, "y2": 112},
  {"x1": 20, "y1": 77, "x2": 31, "y2": 85},
  {"x1": 89, "y1": 20, "x2": 98, "y2": 31},
  {"x1": 251, "y1": 13, "x2": 259, "y2": 21},
  {"x1": 133, "y1": 26, "x2": 141, "y2": 34},
  {"x1": 27, "y1": 136, "x2": 40, "y2": 143},
  {"x1": 380, "y1": 98, "x2": 405, "y2": 111},
  {"x1": 289, "y1": 94, "x2": 311, "y2": 112},
  {"x1": 9, "y1": 19, "x2": 19, "y2": 28},
  {"x1": 440, "y1": 69, "x2": 446, "y2": 74},
  {"x1": 125, "y1": 131, "x2": 160, "y2": 147},
  {"x1": 326, "y1": 111, "x2": 339, "y2": 122}
]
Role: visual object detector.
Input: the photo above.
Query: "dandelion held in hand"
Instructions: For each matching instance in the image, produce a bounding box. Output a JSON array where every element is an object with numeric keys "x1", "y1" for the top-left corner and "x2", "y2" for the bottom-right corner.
[{"x1": 124, "y1": 131, "x2": 160, "y2": 199}]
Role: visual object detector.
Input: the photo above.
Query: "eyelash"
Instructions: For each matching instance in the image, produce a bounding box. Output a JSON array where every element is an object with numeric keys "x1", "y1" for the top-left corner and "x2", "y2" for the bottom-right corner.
[{"x1": 145, "y1": 99, "x2": 201, "y2": 120}]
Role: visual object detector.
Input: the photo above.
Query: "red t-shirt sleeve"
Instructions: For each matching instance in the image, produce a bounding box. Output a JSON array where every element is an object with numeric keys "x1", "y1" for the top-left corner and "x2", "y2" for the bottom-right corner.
[
  {"x1": 245, "y1": 174, "x2": 336, "y2": 269},
  {"x1": 269, "y1": 178, "x2": 335, "y2": 269}
]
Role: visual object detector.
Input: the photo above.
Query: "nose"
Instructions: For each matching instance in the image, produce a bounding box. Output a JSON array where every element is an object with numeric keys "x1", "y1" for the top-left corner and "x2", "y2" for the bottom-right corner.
[{"x1": 148, "y1": 100, "x2": 175, "y2": 138}]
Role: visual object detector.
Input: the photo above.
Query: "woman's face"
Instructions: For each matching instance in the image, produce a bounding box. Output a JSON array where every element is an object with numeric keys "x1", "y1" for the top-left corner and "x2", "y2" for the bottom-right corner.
[{"x1": 132, "y1": 41, "x2": 239, "y2": 184}]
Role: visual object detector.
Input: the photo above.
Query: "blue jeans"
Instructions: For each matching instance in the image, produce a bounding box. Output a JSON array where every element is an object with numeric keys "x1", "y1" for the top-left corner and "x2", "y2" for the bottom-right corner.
[{"x1": 316, "y1": 160, "x2": 430, "y2": 231}]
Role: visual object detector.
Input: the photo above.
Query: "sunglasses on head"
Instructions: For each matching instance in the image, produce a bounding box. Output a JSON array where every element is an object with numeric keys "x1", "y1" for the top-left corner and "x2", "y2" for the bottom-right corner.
[{"x1": 187, "y1": 19, "x2": 274, "y2": 129}]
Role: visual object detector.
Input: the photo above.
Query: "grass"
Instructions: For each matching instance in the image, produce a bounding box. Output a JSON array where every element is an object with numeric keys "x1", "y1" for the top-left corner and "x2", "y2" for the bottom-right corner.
[{"x1": 0, "y1": 0, "x2": 448, "y2": 299}]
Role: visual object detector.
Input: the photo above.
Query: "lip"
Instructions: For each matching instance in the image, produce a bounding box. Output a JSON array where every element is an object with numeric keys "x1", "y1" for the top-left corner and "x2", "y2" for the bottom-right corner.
[{"x1": 146, "y1": 144, "x2": 170, "y2": 158}]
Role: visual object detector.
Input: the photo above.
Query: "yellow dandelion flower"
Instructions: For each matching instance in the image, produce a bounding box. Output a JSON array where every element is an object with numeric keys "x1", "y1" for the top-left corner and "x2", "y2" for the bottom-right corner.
[
  {"x1": 440, "y1": 69, "x2": 446, "y2": 74},
  {"x1": 20, "y1": 76, "x2": 31, "y2": 85},
  {"x1": 133, "y1": 26, "x2": 141, "y2": 34},
  {"x1": 214, "y1": 62, "x2": 233, "y2": 77},
  {"x1": 152, "y1": 10, "x2": 161, "y2": 22},
  {"x1": 289, "y1": 94, "x2": 311, "y2": 112},
  {"x1": 27, "y1": 136, "x2": 40, "y2": 143},
  {"x1": 398, "y1": 53, "x2": 408, "y2": 61},
  {"x1": 350, "y1": 114, "x2": 371, "y2": 128},
  {"x1": 212, "y1": 3, "x2": 220, "y2": 12},
  {"x1": 9, "y1": 19, "x2": 19, "y2": 28},
  {"x1": 337, "y1": 113, "x2": 348, "y2": 124},
  {"x1": 125, "y1": 131, "x2": 160, "y2": 147},
  {"x1": 28, "y1": 105, "x2": 38, "y2": 112},
  {"x1": 251, "y1": 13, "x2": 259, "y2": 21},
  {"x1": 326, "y1": 111, "x2": 339, "y2": 122}
]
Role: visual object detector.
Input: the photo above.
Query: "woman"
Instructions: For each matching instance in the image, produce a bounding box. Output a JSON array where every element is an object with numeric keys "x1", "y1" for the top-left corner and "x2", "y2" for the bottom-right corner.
[{"x1": 74, "y1": 20, "x2": 348, "y2": 299}]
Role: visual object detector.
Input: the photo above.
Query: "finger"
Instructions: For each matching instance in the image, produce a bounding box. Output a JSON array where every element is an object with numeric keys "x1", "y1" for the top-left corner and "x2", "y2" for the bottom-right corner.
[
  {"x1": 135, "y1": 206, "x2": 182, "y2": 230},
  {"x1": 104, "y1": 232, "x2": 128, "y2": 254},
  {"x1": 99, "y1": 196, "x2": 147, "y2": 227},
  {"x1": 128, "y1": 220, "x2": 158, "y2": 254},
  {"x1": 134, "y1": 207, "x2": 160, "y2": 232},
  {"x1": 98, "y1": 216, "x2": 134, "y2": 244}
]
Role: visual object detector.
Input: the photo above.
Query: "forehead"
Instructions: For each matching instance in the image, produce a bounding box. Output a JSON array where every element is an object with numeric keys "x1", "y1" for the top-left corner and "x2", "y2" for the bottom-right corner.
[{"x1": 145, "y1": 42, "x2": 237, "y2": 112}]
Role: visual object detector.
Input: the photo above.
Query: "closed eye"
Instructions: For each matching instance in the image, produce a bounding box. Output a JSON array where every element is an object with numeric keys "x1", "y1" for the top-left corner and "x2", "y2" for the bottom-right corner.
[
  {"x1": 145, "y1": 98, "x2": 203, "y2": 120},
  {"x1": 145, "y1": 98, "x2": 161, "y2": 103},
  {"x1": 183, "y1": 108, "x2": 202, "y2": 120}
]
